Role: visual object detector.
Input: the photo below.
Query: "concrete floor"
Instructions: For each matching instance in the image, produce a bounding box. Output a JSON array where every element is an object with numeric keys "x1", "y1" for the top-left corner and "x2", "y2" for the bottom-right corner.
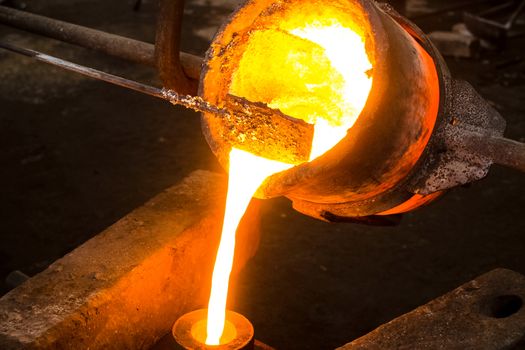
[{"x1": 0, "y1": 0, "x2": 524, "y2": 349}]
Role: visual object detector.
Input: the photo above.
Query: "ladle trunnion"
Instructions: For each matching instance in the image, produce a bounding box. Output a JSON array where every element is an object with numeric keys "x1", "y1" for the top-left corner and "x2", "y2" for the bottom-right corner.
[{"x1": 200, "y1": 0, "x2": 507, "y2": 222}]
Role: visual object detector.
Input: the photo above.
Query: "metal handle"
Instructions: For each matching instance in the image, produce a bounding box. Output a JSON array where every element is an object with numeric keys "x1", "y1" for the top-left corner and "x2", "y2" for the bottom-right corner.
[{"x1": 461, "y1": 130, "x2": 525, "y2": 172}]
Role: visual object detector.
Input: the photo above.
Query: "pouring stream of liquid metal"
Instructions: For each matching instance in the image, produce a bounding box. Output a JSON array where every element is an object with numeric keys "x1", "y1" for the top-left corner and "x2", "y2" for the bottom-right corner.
[
  {"x1": 205, "y1": 148, "x2": 294, "y2": 344},
  {"x1": 205, "y1": 21, "x2": 372, "y2": 344}
]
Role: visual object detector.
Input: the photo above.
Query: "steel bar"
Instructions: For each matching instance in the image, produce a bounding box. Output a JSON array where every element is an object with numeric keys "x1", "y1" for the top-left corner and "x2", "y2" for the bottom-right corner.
[
  {"x1": 461, "y1": 130, "x2": 525, "y2": 172},
  {"x1": 0, "y1": 5, "x2": 202, "y2": 80},
  {"x1": 0, "y1": 40, "x2": 229, "y2": 115},
  {"x1": 338, "y1": 269, "x2": 525, "y2": 350}
]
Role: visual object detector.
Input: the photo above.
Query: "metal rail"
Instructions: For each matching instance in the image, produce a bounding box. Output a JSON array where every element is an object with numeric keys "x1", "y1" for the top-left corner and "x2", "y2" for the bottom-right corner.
[{"x1": 0, "y1": 5, "x2": 202, "y2": 80}]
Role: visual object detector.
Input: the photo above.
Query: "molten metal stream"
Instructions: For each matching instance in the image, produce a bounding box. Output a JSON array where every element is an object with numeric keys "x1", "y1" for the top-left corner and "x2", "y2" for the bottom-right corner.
[
  {"x1": 205, "y1": 22, "x2": 372, "y2": 345},
  {"x1": 205, "y1": 148, "x2": 292, "y2": 344}
]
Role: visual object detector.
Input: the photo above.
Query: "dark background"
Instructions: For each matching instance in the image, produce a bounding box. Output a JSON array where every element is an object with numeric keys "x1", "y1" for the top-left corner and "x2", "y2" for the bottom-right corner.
[{"x1": 1, "y1": 0, "x2": 524, "y2": 349}]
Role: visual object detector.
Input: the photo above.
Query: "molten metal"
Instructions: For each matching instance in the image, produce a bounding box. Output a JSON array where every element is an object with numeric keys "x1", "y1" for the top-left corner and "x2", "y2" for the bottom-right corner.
[
  {"x1": 206, "y1": 8, "x2": 373, "y2": 344},
  {"x1": 206, "y1": 149, "x2": 292, "y2": 344},
  {"x1": 230, "y1": 22, "x2": 372, "y2": 160},
  {"x1": 173, "y1": 309, "x2": 254, "y2": 349}
]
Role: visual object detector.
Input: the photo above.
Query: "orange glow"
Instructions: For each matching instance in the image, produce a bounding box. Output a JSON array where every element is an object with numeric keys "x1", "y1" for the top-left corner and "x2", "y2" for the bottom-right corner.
[
  {"x1": 192, "y1": 318, "x2": 237, "y2": 345},
  {"x1": 205, "y1": 17, "x2": 373, "y2": 345},
  {"x1": 289, "y1": 24, "x2": 373, "y2": 159},
  {"x1": 230, "y1": 19, "x2": 373, "y2": 161},
  {"x1": 205, "y1": 148, "x2": 293, "y2": 345}
]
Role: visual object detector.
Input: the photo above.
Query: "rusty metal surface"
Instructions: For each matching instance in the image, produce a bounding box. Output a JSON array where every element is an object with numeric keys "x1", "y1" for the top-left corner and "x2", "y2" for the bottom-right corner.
[
  {"x1": 219, "y1": 95, "x2": 313, "y2": 163},
  {"x1": 338, "y1": 268, "x2": 525, "y2": 350},
  {"x1": 165, "y1": 92, "x2": 314, "y2": 164},
  {"x1": 462, "y1": 133, "x2": 525, "y2": 172},
  {"x1": 0, "y1": 5, "x2": 203, "y2": 79},
  {"x1": 155, "y1": 0, "x2": 197, "y2": 94},
  {"x1": 387, "y1": 5, "x2": 525, "y2": 188},
  {"x1": 409, "y1": 79, "x2": 507, "y2": 195}
]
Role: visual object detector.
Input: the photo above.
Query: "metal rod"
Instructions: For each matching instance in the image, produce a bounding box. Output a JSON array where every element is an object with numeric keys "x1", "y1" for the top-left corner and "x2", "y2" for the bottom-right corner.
[
  {"x1": 0, "y1": 41, "x2": 314, "y2": 164},
  {"x1": 0, "y1": 5, "x2": 202, "y2": 79},
  {"x1": 0, "y1": 41, "x2": 222, "y2": 115},
  {"x1": 461, "y1": 130, "x2": 525, "y2": 172}
]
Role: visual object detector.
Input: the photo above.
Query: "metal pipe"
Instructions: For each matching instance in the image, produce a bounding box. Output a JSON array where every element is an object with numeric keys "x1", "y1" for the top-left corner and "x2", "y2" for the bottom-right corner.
[
  {"x1": 0, "y1": 5, "x2": 202, "y2": 79},
  {"x1": 155, "y1": 0, "x2": 197, "y2": 93},
  {"x1": 461, "y1": 130, "x2": 525, "y2": 172}
]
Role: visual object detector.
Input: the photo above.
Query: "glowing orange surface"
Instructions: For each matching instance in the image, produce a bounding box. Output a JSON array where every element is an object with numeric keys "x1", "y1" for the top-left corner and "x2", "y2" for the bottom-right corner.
[
  {"x1": 205, "y1": 149, "x2": 293, "y2": 344},
  {"x1": 230, "y1": 24, "x2": 372, "y2": 160},
  {"x1": 205, "y1": 10, "x2": 373, "y2": 345},
  {"x1": 192, "y1": 318, "x2": 237, "y2": 345}
]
